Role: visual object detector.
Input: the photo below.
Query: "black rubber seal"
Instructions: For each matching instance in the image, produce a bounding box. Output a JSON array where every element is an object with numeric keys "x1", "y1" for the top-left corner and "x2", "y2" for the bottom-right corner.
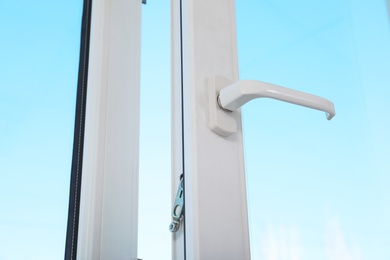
[{"x1": 64, "y1": 0, "x2": 92, "y2": 259}]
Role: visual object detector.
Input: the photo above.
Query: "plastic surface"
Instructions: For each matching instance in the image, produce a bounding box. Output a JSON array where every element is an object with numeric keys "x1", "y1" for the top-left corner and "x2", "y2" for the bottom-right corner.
[
  {"x1": 173, "y1": 1, "x2": 251, "y2": 259},
  {"x1": 77, "y1": 0, "x2": 141, "y2": 258}
]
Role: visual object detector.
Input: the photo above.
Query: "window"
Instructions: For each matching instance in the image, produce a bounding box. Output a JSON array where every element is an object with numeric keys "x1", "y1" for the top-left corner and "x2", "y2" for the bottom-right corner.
[
  {"x1": 3, "y1": 0, "x2": 389, "y2": 259},
  {"x1": 172, "y1": 0, "x2": 390, "y2": 259}
]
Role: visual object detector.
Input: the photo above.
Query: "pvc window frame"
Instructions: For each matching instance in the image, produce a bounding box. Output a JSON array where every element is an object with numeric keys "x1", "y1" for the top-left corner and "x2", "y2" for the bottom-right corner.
[
  {"x1": 171, "y1": 0, "x2": 251, "y2": 259},
  {"x1": 66, "y1": 0, "x2": 249, "y2": 259},
  {"x1": 65, "y1": 0, "x2": 142, "y2": 259}
]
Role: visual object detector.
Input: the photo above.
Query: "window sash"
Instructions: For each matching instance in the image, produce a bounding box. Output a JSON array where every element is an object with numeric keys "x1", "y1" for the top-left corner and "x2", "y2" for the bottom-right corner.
[
  {"x1": 171, "y1": 0, "x2": 251, "y2": 259},
  {"x1": 66, "y1": 0, "x2": 142, "y2": 259}
]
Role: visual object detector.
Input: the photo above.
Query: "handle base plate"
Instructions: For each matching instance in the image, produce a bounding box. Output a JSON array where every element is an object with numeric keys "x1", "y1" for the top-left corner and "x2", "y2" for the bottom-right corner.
[{"x1": 207, "y1": 76, "x2": 238, "y2": 136}]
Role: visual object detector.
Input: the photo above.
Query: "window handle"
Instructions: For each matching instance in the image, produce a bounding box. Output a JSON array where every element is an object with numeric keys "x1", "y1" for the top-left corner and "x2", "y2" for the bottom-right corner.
[
  {"x1": 219, "y1": 80, "x2": 335, "y2": 120},
  {"x1": 208, "y1": 76, "x2": 336, "y2": 136}
]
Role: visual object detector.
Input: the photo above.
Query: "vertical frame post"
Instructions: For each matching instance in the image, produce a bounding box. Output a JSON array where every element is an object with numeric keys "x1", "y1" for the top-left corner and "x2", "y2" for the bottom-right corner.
[
  {"x1": 66, "y1": 0, "x2": 142, "y2": 259},
  {"x1": 172, "y1": 0, "x2": 251, "y2": 259}
]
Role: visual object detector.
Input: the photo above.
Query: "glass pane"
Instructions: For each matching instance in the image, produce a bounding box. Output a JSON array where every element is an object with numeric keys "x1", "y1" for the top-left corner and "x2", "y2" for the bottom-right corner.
[
  {"x1": 236, "y1": 0, "x2": 390, "y2": 259},
  {"x1": 0, "y1": 1, "x2": 82, "y2": 259},
  {"x1": 138, "y1": 1, "x2": 171, "y2": 259}
]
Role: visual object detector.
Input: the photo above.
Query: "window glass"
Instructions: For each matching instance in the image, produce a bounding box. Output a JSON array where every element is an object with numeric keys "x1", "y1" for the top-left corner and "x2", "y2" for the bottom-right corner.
[
  {"x1": 138, "y1": 1, "x2": 171, "y2": 259},
  {"x1": 236, "y1": 0, "x2": 390, "y2": 259},
  {"x1": 0, "y1": 1, "x2": 83, "y2": 259}
]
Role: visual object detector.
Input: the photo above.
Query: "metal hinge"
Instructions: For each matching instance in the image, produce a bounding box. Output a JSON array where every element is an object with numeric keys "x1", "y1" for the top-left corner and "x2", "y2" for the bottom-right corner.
[{"x1": 169, "y1": 174, "x2": 184, "y2": 232}]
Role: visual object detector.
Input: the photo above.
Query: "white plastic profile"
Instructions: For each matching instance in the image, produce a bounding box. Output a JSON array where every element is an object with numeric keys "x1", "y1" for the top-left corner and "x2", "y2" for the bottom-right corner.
[{"x1": 208, "y1": 76, "x2": 336, "y2": 137}]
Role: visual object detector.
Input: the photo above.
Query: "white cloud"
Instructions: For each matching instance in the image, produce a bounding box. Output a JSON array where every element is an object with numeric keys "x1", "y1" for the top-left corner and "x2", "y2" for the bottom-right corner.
[
  {"x1": 324, "y1": 217, "x2": 362, "y2": 260},
  {"x1": 260, "y1": 224, "x2": 303, "y2": 260},
  {"x1": 257, "y1": 217, "x2": 362, "y2": 260}
]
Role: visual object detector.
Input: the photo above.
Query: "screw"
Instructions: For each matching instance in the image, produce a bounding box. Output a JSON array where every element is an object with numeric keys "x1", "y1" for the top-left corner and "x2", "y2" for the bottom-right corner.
[{"x1": 169, "y1": 220, "x2": 180, "y2": 232}]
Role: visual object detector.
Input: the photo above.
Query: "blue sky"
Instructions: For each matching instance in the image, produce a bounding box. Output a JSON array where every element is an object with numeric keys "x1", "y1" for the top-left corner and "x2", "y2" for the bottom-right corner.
[
  {"x1": 1, "y1": 0, "x2": 390, "y2": 259},
  {"x1": 0, "y1": 0, "x2": 82, "y2": 259},
  {"x1": 238, "y1": 0, "x2": 390, "y2": 259}
]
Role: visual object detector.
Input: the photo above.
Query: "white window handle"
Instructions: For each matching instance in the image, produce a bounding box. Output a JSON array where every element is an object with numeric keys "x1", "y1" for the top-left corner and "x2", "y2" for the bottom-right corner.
[
  {"x1": 218, "y1": 80, "x2": 335, "y2": 120},
  {"x1": 208, "y1": 76, "x2": 336, "y2": 136}
]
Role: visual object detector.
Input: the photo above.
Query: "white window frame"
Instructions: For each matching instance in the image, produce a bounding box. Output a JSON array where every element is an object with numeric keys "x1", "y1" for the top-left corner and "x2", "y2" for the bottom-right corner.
[
  {"x1": 65, "y1": 0, "x2": 335, "y2": 259},
  {"x1": 171, "y1": 0, "x2": 336, "y2": 258},
  {"x1": 171, "y1": 0, "x2": 251, "y2": 259},
  {"x1": 65, "y1": 0, "x2": 142, "y2": 259}
]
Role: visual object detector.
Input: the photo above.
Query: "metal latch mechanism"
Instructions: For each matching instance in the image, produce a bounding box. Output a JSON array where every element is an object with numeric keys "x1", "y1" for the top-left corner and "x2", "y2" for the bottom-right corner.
[{"x1": 169, "y1": 174, "x2": 184, "y2": 232}]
